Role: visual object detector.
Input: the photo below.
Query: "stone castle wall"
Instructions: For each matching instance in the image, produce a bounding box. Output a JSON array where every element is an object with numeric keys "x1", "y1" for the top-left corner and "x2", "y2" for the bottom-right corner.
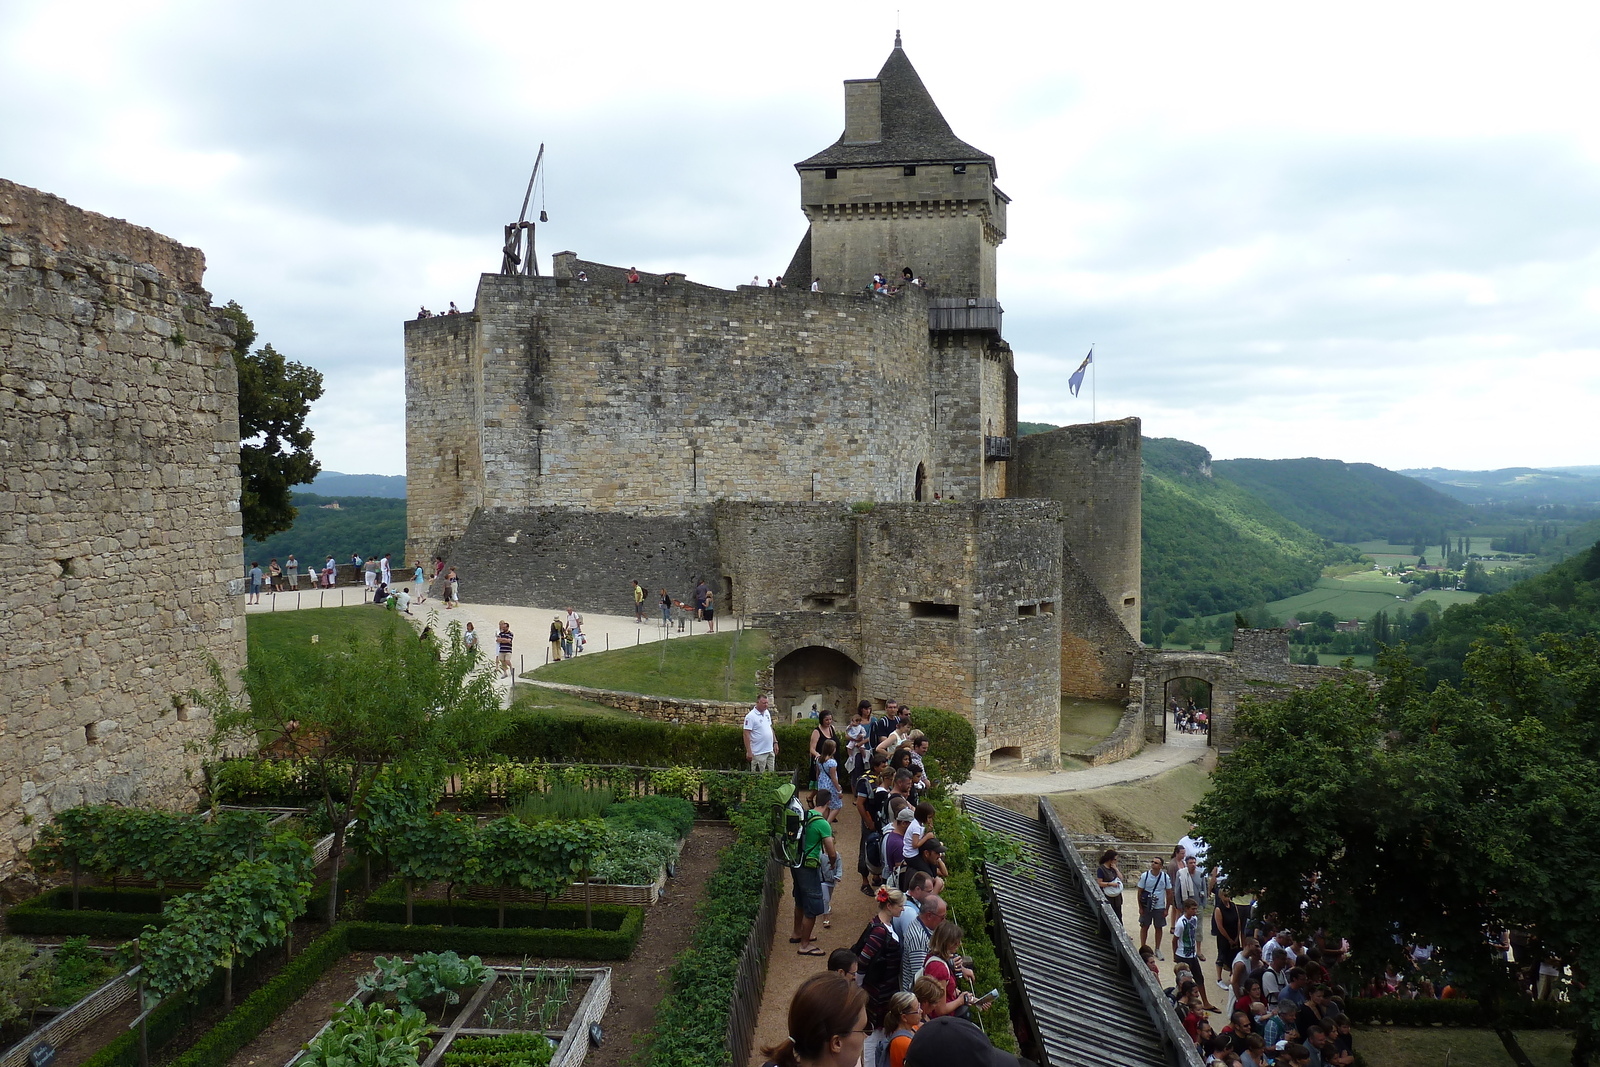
[
  {"x1": 1013, "y1": 418, "x2": 1143, "y2": 638},
  {"x1": 0, "y1": 180, "x2": 244, "y2": 876},
  {"x1": 403, "y1": 314, "x2": 482, "y2": 565}
]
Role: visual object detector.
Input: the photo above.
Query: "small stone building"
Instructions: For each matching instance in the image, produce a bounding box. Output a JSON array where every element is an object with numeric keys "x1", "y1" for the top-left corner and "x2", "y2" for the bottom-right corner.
[{"x1": 0, "y1": 180, "x2": 245, "y2": 877}]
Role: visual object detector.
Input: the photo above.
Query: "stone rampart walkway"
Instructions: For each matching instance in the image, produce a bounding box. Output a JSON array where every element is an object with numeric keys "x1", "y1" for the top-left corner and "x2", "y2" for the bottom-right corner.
[{"x1": 958, "y1": 729, "x2": 1208, "y2": 796}]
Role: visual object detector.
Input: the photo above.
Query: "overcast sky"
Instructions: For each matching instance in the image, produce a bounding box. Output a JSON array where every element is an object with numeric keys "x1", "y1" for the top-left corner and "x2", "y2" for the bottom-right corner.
[{"x1": 4, "y1": 1, "x2": 1598, "y2": 476}]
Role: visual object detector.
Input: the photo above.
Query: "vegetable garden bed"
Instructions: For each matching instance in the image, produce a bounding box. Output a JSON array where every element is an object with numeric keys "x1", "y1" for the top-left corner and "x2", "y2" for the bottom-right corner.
[
  {"x1": 287, "y1": 956, "x2": 611, "y2": 1067},
  {"x1": 0, "y1": 942, "x2": 135, "y2": 1067}
]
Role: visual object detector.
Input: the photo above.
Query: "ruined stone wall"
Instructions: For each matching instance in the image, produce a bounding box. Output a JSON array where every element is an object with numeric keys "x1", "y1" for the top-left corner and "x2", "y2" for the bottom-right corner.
[
  {"x1": 1057, "y1": 547, "x2": 1142, "y2": 702},
  {"x1": 1012, "y1": 418, "x2": 1142, "y2": 638},
  {"x1": 0, "y1": 179, "x2": 244, "y2": 876},
  {"x1": 971, "y1": 501, "x2": 1062, "y2": 766},
  {"x1": 449, "y1": 273, "x2": 944, "y2": 520},
  {"x1": 403, "y1": 314, "x2": 482, "y2": 566},
  {"x1": 714, "y1": 501, "x2": 859, "y2": 615}
]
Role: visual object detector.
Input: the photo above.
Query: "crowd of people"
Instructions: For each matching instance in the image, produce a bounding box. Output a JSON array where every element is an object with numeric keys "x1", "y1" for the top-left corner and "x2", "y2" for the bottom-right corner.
[
  {"x1": 749, "y1": 697, "x2": 1003, "y2": 1067},
  {"x1": 243, "y1": 554, "x2": 461, "y2": 609}
]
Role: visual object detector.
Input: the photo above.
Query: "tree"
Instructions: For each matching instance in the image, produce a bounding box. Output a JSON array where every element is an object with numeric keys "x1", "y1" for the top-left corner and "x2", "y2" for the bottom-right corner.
[
  {"x1": 1192, "y1": 637, "x2": 1600, "y2": 1061},
  {"x1": 218, "y1": 301, "x2": 325, "y2": 541},
  {"x1": 196, "y1": 617, "x2": 508, "y2": 926}
]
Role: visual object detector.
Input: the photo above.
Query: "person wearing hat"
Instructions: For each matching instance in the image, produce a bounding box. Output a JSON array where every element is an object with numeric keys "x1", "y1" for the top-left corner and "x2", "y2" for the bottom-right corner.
[
  {"x1": 882, "y1": 804, "x2": 913, "y2": 882},
  {"x1": 905, "y1": 836, "x2": 947, "y2": 896},
  {"x1": 902, "y1": 1016, "x2": 1036, "y2": 1067}
]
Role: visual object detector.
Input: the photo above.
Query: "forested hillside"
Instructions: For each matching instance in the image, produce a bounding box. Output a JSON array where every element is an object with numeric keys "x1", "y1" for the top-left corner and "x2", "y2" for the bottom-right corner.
[
  {"x1": 242, "y1": 493, "x2": 406, "y2": 569},
  {"x1": 1213, "y1": 457, "x2": 1470, "y2": 543},
  {"x1": 1142, "y1": 438, "x2": 1357, "y2": 622},
  {"x1": 1402, "y1": 539, "x2": 1600, "y2": 687}
]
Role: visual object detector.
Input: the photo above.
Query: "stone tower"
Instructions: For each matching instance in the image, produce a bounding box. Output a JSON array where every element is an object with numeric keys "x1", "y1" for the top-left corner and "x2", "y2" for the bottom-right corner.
[{"x1": 785, "y1": 33, "x2": 1009, "y2": 299}]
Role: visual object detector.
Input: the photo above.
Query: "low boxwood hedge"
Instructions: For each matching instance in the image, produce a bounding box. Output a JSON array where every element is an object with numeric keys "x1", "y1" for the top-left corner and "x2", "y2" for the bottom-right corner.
[
  {"x1": 643, "y1": 807, "x2": 771, "y2": 1066},
  {"x1": 7, "y1": 888, "x2": 166, "y2": 938},
  {"x1": 493, "y1": 711, "x2": 811, "y2": 770},
  {"x1": 344, "y1": 914, "x2": 641, "y2": 960}
]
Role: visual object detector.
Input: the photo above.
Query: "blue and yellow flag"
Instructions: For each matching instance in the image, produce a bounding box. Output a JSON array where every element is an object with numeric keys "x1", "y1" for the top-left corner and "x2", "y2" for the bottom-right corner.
[{"x1": 1068, "y1": 347, "x2": 1094, "y2": 397}]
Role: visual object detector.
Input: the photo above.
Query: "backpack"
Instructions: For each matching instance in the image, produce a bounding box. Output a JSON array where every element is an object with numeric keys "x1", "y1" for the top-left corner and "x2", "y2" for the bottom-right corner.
[
  {"x1": 877, "y1": 1029, "x2": 916, "y2": 1067},
  {"x1": 773, "y1": 785, "x2": 826, "y2": 869}
]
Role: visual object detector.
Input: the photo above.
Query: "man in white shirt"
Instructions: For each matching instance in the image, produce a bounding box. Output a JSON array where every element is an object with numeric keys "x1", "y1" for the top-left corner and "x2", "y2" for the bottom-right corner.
[{"x1": 743, "y1": 693, "x2": 777, "y2": 773}]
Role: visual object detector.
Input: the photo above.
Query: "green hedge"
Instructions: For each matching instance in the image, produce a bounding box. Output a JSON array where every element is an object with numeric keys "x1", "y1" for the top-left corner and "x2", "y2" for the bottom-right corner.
[
  {"x1": 7, "y1": 888, "x2": 166, "y2": 938},
  {"x1": 1346, "y1": 996, "x2": 1573, "y2": 1029},
  {"x1": 493, "y1": 711, "x2": 811, "y2": 770},
  {"x1": 644, "y1": 808, "x2": 771, "y2": 1066},
  {"x1": 344, "y1": 914, "x2": 641, "y2": 960},
  {"x1": 167, "y1": 927, "x2": 351, "y2": 1067},
  {"x1": 908, "y1": 707, "x2": 977, "y2": 786},
  {"x1": 932, "y1": 797, "x2": 1017, "y2": 1052}
]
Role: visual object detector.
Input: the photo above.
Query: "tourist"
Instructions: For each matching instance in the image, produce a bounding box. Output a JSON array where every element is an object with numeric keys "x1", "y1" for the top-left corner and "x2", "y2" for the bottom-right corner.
[
  {"x1": 431, "y1": 556, "x2": 445, "y2": 580},
  {"x1": 826, "y1": 949, "x2": 859, "y2": 978},
  {"x1": 322, "y1": 556, "x2": 336, "y2": 587},
  {"x1": 899, "y1": 893, "x2": 946, "y2": 994},
  {"x1": 901, "y1": 1015, "x2": 1031, "y2": 1067},
  {"x1": 758, "y1": 971, "x2": 868, "y2": 1067},
  {"x1": 894, "y1": 871, "x2": 931, "y2": 939},
  {"x1": 247, "y1": 561, "x2": 263, "y2": 604},
  {"x1": 547, "y1": 615, "x2": 564, "y2": 663},
  {"x1": 1097, "y1": 849, "x2": 1125, "y2": 920},
  {"x1": 852, "y1": 887, "x2": 905, "y2": 1064},
  {"x1": 1140, "y1": 945, "x2": 1160, "y2": 979},
  {"x1": 562, "y1": 607, "x2": 577, "y2": 658},
  {"x1": 626, "y1": 267, "x2": 640, "y2": 284},
  {"x1": 363, "y1": 555, "x2": 378, "y2": 597},
  {"x1": 744, "y1": 693, "x2": 777, "y2": 772},
  {"x1": 285, "y1": 554, "x2": 298, "y2": 589},
  {"x1": 575, "y1": 270, "x2": 588, "y2": 282},
  {"x1": 1212, "y1": 886, "x2": 1246, "y2": 991},
  {"x1": 905, "y1": 838, "x2": 947, "y2": 896},
  {"x1": 393, "y1": 587, "x2": 412, "y2": 614},
  {"x1": 809, "y1": 710, "x2": 840, "y2": 793},
  {"x1": 853, "y1": 750, "x2": 891, "y2": 894},
  {"x1": 702, "y1": 589, "x2": 716, "y2": 632},
  {"x1": 448, "y1": 301, "x2": 459, "y2": 314},
  {"x1": 883, "y1": 806, "x2": 912, "y2": 885},
  {"x1": 1175, "y1": 899, "x2": 1218, "y2": 1011},
  {"x1": 492, "y1": 621, "x2": 513, "y2": 676},
  {"x1": 811, "y1": 277, "x2": 821, "y2": 292},
  {"x1": 815, "y1": 739, "x2": 844, "y2": 824},
  {"x1": 693, "y1": 576, "x2": 709, "y2": 620},
  {"x1": 380, "y1": 553, "x2": 392, "y2": 587},
  {"x1": 845, "y1": 704, "x2": 871, "y2": 775},
  {"x1": 868, "y1": 700, "x2": 900, "y2": 749},
  {"x1": 791, "y1": 794, "x2": 837, "y2": 955},
  {"x1": 1165, "y1": 845, "x2": 1188, "y2": 929},
  {"x1": 876, "y1": 706, "x2": 914, "y2": 753},
  {"x1": 463, "y1": 621, "x2": 478, "y2": 657},
  {"x1": 412, "y1": 564, "x2": 427, "y2": 601},
  {"x1": 1239, "y1": 1034, "x2": 1267, "y2": 1067},
  {"x1": 919, "y1": 921, "x2": 977, "y2": 1019},
  {"x1": 1176, "y1": 854, "x2": 1210, "y2": 914},
  {"x1": 371, "y1": 580, "x2": 386, "y2": 606},
  {"x1": 267, "y1": 558, "x2": 282, "y2": 592},
  {"x1": 659, "y1": 588, "x2": 672, "y2": 626},
  {"x1": 902, "y1": 802, "x2": 936, "y2": 860},
  {"x1": 1138, "y1": 857, "x2": 1172, "y2": 958},
  {"x1": 876, "y1": 991, "x2": 922, "y2": 1067},
  {"x1": 1277, "y1": 968, "x2": 1310, "y2": 1014},
  {"x1": 445, "y1": 567, "x2": 459, "y2": 607},
  {"x1": 632, "y1": 580, "x2": 645, "y2": 621}
]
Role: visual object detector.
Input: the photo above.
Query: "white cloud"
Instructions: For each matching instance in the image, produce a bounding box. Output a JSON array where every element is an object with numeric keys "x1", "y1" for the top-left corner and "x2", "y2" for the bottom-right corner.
[{"x1": 3, "y1": 0, "x2": 1599, "y2": 475}]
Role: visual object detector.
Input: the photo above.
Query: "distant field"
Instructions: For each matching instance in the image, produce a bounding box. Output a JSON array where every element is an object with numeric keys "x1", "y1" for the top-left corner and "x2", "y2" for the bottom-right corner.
[
  {"x1": 1350, "y1": 538, "x2": 1534, "y2": 571},
  {"x1": 1254, "y1": 576, "x2": 1480, "y2": 623}
]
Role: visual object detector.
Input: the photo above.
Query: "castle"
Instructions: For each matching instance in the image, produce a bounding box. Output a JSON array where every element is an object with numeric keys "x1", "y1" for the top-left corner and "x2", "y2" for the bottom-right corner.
[{"x1": 404, "y1": 36, "x2": 1147, "y2": 768}]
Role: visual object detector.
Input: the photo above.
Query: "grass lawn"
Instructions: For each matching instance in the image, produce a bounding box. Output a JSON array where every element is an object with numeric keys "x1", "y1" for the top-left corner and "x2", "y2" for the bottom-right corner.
[
  {"x1": 1260, "y1": 577, "x2": 1480, "y2": 624},
  {"x1": 1512, "y1": 1030, "x2": 1577, "y2": 1067},
  {"x1": 523, "y1": 629, "x2": 771, "y2": 702},
  {"x1": 509, "y1": 685, "x2": 641, "y2": 719},
  {"x1": 246, "y1": 605, "x2": 411, "y2": 661},
  {"x1": 1044, "y1": 761, "x2": 1214, "y2": 843},
  {"x1": 1353, "y1": 1026, "x2": 1515, "y2": 1067},
  {"x1": 1061, "y1": 699, "x2": 1124, "y2": 755}
]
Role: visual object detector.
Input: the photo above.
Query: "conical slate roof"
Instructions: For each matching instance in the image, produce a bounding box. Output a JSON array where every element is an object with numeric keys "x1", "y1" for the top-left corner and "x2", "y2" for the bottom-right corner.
[{"x1": 797, "y1": 37, "x2": 996, "y2": 173}]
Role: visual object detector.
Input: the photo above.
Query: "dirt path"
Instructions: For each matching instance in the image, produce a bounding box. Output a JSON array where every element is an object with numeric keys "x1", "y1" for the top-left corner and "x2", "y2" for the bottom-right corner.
[{"x1": 749, "y1": 809, "x2": 873, "y2": 1066}]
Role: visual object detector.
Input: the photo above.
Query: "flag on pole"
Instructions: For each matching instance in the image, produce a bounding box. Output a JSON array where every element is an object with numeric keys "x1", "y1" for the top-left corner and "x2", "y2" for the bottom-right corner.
[{"x1": 1068, "y1": 347, "x2": 1094, "y2": 397}]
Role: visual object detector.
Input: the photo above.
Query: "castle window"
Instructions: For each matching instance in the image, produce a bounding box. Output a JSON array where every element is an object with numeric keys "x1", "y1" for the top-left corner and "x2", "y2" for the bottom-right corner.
[
  {"x1": 824, "y1": 168, "x2": 838, "y2": 179},
  {"x1": 902, "y1": 165, "x2": 917, "y2": 176},
  {"x1": 1017, "y1": 603, "x2": 1038, "y2": 617},
  {"x1": 909, "y1": 601, "x2": 959, "y2": 620},
  {"x1": 1124, "y1": 597, "x2": 1137, "y2": 607},
  {"x1": 1040, "y1": 601, "x2": 1056, "y2": 615},
  {"x1": 952, "y1": 164, "x2": 967, "y2": 175}
]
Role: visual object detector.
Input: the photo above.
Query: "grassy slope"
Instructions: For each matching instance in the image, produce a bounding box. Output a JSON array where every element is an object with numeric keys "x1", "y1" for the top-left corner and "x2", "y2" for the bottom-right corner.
[
  {"x1": 1040, "y1": 762, "x2": 1215, "y2": 843},
  {"x1": 1212, "y1": 456, "x2": 1472, "y2": 543},
  {"x1": 524, "y1": 629, "x2": 772, "y2": 702},
  {"x1": 246, "y1": 604, "x2": 408, "y2": 661},
  {"x1": 1143, "y1": 438, "x2": 1354, "y2": 619}
]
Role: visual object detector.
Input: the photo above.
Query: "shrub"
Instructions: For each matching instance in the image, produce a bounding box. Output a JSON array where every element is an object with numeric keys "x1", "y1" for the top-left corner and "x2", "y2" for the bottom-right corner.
[
  {"x1": 493, "y1": 711, "x2": 810, "y2": 770},
  {"x1": 929, "y1": 797, "x2": 1016, "y2": 1052},
  {"x1": 604, "y1": 795, "x2": 696, "y2": 840},
  {"x1": 590, "y1": 829, "x2": 676, "y2": 886},
  {"x1": 344, "y1": 916, "x2": 642, "y2": 961},
  {"x1": 908, "y1": 707, "x2": 976, "y2": 786},
  {"x1": 443, "y1": 1033, "x2": 555, "y2": 1067},
  {"x1": 643, "y1": 806, "x2": 772, "y2": 1066},
  {"x1": 6, "y1": 889, "x2": 165, "y2": 939},
  {"x1": 511, "y1": 785, "x2": 614, "y2": 823}
]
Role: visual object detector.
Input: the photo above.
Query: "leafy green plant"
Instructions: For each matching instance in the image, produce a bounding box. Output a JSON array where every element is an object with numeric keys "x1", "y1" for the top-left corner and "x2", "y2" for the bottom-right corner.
[
  {"x1": 511, "y1": 784, "x2": 614, "y2": 823},
  {"x1": 358, "y1": 953, "x2": 490, "y2": 1018},
  {"x1": 41, "y1": 937, "x2": 117, "y2": 1006},
  {"x1": 441, "y1": 1033, "x2": 554, "y2": 1067},
  {"x1": 603, "y1": 795, "x2": 695, "y2": 840},
  {"x1": 0, "y1": 937, "x2": 48, "y2": 1029},
  {"x1": 297, "y1": 1000, "x2": 433, "y2": 1067},
  {"x1": 647, "y1": 766, "x2": 702, "y2": 801},
  {"x1": 590, "y1": 828, "x2": 675, "y2": 886}
]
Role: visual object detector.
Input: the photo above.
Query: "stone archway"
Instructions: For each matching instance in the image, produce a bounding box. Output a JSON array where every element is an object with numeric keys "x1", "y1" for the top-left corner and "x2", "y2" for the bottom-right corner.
[
  {"x1": 773, "y1": 645, "x2": 861, "y2": 724},
  {"x1": 1136, "y1": 650, "x2": 1231, "y2": 747},
  {"x1": 1161, "y1": 677, "x2": 1214, "y2": 744}
]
